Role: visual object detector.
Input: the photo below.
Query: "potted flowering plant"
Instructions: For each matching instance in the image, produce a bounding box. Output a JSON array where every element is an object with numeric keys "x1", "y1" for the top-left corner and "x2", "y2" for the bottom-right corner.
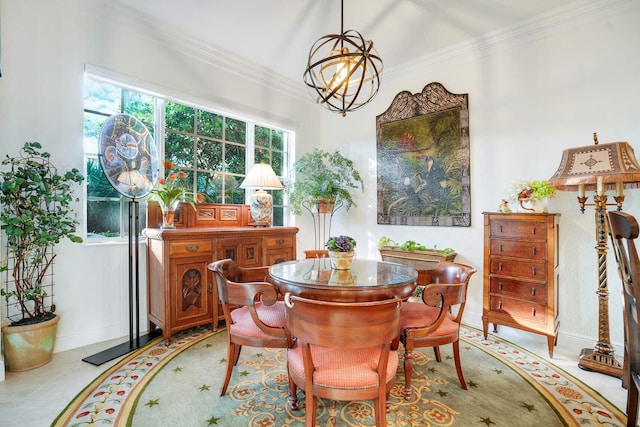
[
  {"x1": 504, "y1": 179, "x2": 556, "y2": 212},
  {"x1": 148, "y1": 160, "x2": 202, "y2": 228},
  {"x1": 326, "y1": 235, "x2": 357, "y2": 252},
  {"x1": 325, "y1": 235, "x2": 356, "y2": 270}
]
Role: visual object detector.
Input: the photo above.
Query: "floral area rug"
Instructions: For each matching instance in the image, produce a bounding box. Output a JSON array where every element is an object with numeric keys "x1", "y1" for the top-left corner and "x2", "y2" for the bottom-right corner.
[{"x1": 52, "y1": 326, "x2": 626, "y2": 426}]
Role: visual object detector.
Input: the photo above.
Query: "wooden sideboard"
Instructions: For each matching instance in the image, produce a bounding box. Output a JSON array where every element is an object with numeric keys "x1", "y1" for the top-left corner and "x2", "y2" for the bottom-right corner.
[
  {"x1": 144, "y1": 202, "x2": 298, "y2": 344},
  {"x1": 482, "y1": 212, "x2": 559, "y2": 357}
]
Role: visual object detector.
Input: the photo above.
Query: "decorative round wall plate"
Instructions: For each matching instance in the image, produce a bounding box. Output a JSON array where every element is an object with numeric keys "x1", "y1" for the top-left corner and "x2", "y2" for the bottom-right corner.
[{"x1": 99, "y1": 114, "x2": 159, "y2": 198}]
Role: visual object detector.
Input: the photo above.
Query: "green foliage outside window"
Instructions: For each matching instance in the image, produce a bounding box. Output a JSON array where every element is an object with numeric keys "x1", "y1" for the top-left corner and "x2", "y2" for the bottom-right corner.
[{"x1": 84, "y1": 77, "x2": 290, "y2": 237}]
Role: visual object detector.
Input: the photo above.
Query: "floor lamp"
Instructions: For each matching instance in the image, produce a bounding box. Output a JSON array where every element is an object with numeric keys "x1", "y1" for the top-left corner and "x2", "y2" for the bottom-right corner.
[{"x1": 549, "y1": 133, "x2": 640, "y2": 377}]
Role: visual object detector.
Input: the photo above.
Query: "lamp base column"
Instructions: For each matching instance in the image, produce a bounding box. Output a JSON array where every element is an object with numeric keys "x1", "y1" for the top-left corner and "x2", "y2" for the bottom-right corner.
[
  {"x1": 578, "y1": 347, "x2": 623, "y2": 378},
  {"x1": 249, "y1": 190, "x2": 273, "y2": 227}
]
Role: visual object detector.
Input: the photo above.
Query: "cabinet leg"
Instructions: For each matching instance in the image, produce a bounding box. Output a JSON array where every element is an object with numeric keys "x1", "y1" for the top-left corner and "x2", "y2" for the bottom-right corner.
[
  {"x1": 547, "y1": 335, "x2": 555, "y2": 358},
  {"x1": 482, "y1": 319, "x2": 489, "y2": 339}
]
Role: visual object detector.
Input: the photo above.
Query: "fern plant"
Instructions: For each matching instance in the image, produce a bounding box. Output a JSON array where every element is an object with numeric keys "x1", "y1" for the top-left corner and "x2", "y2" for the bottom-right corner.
[{"x1": 287, "y1": 148, "x2": 364, "y2": 215}]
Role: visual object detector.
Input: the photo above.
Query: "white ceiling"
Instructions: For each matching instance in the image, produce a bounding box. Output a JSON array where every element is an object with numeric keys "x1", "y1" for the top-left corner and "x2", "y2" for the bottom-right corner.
[{"x1": 108, "y1": 0, "x2": 610, "y2": 83}]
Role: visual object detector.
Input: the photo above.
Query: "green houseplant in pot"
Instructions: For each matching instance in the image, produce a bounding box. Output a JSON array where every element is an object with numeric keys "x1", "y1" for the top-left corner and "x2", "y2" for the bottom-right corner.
[
  {"x1": 287, "y1": 148, "x2": 364, "y2": 215},
  {"x1": 0, "y1": 142, "x2": 84, "y2": 371}
]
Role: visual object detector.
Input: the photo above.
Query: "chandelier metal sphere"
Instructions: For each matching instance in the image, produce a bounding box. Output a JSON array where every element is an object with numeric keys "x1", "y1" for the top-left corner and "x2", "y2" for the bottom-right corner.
[{"x1": 303, "y1": 5, "x2": 383, "y2": 117}]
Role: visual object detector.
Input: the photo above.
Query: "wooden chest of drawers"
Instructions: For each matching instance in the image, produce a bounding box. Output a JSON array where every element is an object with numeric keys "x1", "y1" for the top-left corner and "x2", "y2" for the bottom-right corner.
[{"x1": 482, "y1": 212, "x2": 560, "y2": 356}]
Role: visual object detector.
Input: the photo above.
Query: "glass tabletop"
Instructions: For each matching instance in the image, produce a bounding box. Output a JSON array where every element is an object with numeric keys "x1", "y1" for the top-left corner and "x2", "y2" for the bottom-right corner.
[{"x1": 269, "y1": 258, "x2": 418, "y2": 289}]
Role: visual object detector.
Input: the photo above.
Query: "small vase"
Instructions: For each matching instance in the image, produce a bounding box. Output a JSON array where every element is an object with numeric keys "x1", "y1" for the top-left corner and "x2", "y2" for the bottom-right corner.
[
  {"x1": 518, "y1": 197, "x2": 547, "y2": 213},
  {"x1": 160, "y1": 201, "x2": 180, "y2": 229},
  {"x1": 328, "y1": 251, "x2": 355, "y2": 270}
]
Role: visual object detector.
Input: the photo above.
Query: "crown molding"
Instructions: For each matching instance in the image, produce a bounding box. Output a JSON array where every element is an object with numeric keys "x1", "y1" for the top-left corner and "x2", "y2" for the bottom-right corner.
[
  {"x1": 383, "y1": 0, "x2": 635, "y2": 82},
  {"x1": 81, "y1": 0, "x2": 634, "y2": 103}
]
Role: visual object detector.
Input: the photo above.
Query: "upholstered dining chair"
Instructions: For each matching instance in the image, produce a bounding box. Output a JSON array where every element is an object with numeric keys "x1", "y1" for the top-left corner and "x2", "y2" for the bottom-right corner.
[
  {"x1": 607, "y1": 210, "x2": 640, "y2": 427},
  {"x1": 303, "y1": 249, "x2": 329, "y2": 259},
  {"x1": 284, "y1": 293, "x2": 401, "y2": 427},
  {"x1": 395, "y1": 261, "x2": 477, "y2": 400},
  {"x1": 208, "y1": 259, "x2": 292, "y2": 396}
]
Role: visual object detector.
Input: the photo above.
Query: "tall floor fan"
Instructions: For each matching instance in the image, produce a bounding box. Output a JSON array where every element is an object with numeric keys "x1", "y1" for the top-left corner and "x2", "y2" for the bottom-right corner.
[{"x1": 83, "y1": 114, "x2": 160, "y2": 365}]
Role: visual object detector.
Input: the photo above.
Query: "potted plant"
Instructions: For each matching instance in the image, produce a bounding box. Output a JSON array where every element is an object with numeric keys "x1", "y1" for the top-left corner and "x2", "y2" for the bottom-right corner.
[
  {"x1": 325, "y1": 235, "x2": 356, "y2": 270},
  {"x1": 0, "y1": 141, "x2": 84, "y2": 371},
  {"x1": 378, "y1": 236, "x2": 457, "y2": 269},
  {"x1": 287, "y1": 148, "x2": 364, "y2": 215},
  {"x1": 378, "y1": 236, "x2": 457, "y2": 300}
]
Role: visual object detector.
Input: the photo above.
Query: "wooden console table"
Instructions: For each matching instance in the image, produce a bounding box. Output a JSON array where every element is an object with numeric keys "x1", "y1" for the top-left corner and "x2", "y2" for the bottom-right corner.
[{"x1": 143, "y1": 202, "x2": 298, "y2": 344}]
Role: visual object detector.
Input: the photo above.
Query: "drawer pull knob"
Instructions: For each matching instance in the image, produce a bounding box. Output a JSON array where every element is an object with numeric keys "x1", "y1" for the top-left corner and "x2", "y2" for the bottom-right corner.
[
  {"x1": 498, "y1": 301, "x2": 503, "y2": 309},
  {"x1": 531, "y1": 247, "x2": 536, "y2": 256},
  {"x1": 499, "y1": 225, "x2": 503, "y2": 233},
  {"x1": 531, "y1": 226, "x2": 536, "y2": 235},
  {"x1": 276, "y1": 239, "x2": 285, "y2": 245},
  {"x1": 531, "y1": 266, "x2": 536, "y2": 276},
  {"x1": 531, "y1": 287, "x2": 536, "y2": 296},
  {"x1": 499, "y1": 243, "x2": 503, "y2": 252},
  {"x1": 531, "y1": 308, "x2": 536, "y2": 317},
  {"x1": 498, "y1": 282, "x2": 503, "y2": 290},
  {"x1": 209, "y1": 283, "x2": 213, "y2": 292},
  {"x1": 499, "y1": 263, "x2": 503, "y2": 272},
  {"x1": 186, "y1": 245, "x2": 199, "y2": 252}
]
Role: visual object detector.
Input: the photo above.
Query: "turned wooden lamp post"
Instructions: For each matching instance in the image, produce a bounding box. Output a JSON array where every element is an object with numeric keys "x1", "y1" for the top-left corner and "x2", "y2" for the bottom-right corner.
[{"x1": 549, "y1": 133, "x2": 640, "y2": 377}]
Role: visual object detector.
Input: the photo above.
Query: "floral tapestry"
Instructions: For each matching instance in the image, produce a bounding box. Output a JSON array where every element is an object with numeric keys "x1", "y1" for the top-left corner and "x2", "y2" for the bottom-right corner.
[{"x1": 376, "y1": 82, "x2": 471, "y2": 226}]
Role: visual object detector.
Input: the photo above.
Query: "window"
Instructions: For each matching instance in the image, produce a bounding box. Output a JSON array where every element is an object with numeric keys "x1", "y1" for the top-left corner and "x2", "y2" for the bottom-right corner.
[{"x1": 83, "y1": 75, "x2": 291, "y2": 239}]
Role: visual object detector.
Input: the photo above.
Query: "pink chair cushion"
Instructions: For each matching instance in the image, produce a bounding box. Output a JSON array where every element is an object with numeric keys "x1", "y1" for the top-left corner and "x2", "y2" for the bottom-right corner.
[
  {"x1": 288, "y1": 345, "x2": 398, "y2": 389},
  {"x1": 229, "y1": 301, "x2": 286, "y2": 338},
  {"x1": 400, "y1": 302, "x2": 459, "y2": 336}
]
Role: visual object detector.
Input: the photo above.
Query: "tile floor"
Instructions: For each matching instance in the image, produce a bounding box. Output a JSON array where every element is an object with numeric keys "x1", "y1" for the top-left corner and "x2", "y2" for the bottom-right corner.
[{"x1": 0, "y1": 328, "x2": 631, "y2": 427}]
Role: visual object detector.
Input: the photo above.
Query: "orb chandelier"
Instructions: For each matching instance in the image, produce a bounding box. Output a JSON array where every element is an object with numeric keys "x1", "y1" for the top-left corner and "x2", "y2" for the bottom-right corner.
[{"x1": 303, "y1": 0, "x2": 383, "y2": 117}]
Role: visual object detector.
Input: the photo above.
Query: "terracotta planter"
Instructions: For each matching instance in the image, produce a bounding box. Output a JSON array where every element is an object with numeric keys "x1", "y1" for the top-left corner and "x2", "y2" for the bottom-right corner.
[
  {"x1": 2, "y1": 314, "x2": 59, "y2": 372},
  {"x1": 317, "y1": 196, "x2": 337, "y2": 214},
  {"x1": 328, "y1": 251, "x2": 355, "y2": 270}
]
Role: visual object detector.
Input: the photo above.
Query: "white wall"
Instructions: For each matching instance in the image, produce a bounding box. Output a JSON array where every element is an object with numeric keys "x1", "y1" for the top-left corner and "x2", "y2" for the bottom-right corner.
[
  {"x1": 1, "y1": 0, "x2": 639, "y2": 368},
  {"x1": 0, "y1": 0, "x2": 320, "y2": 356},
  {"x1": 318, "y1": 2, "x2": 640, "y2": 355}
]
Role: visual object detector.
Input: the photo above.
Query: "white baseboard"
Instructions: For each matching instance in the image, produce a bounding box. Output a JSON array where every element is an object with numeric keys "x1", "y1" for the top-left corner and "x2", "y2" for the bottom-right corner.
[
  {"x1": 463, "y1": 310, "x2": 624, "y2": 361},
  {"x1": 54, "y1": 325, "x2": 149, "y2": 354}
]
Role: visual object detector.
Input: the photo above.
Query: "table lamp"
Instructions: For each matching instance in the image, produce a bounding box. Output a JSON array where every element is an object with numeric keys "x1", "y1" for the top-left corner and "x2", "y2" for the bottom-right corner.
[
  {"x1": 240, "y1": 163, "x2": 284, "y2": 227},
  {"x1": 549, "y1": 133, "x2": 640, "y2": 377}
]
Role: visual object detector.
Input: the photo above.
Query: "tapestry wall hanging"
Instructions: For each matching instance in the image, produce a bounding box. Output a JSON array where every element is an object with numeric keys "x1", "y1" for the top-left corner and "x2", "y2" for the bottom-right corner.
[{"x1": 376, "y1": 82, "x2": 471, "y2": 227}]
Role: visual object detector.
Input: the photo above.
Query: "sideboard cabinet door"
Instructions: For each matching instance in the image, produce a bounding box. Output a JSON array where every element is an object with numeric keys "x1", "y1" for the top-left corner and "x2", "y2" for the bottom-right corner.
[
  {"x1": 169, "y1": 254, "x2": 214, "y2": 331},
  {"x1": 216, "y1": 237, "x2": 263, "y2": 267}
]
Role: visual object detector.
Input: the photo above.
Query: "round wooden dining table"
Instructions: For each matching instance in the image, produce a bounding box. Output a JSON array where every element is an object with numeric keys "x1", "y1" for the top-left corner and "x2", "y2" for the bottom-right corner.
[{"x1": 268, "y1": 258, "x2": 418, "y2": 303}]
